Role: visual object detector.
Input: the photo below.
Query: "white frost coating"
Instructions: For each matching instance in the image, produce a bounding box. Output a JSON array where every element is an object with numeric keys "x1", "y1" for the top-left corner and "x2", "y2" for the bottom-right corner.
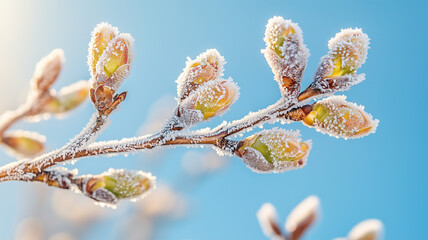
[
  {"x1": 311, "y1": 28, "x2": 369, "y2": 94},
  {"x1": 176, "y1": 49, "x2": 225, "y2": 100},
  {"x1": 87, "y1": 22, "x2": 119, "y2": 77},
  {"x1": 61, "y1": 112, "x2": 110, "y2": 152},
  {"x1": 348, "y1": 219, "x2": 383, "y2": 240},
  {"x1": 30, "y1": 49, "x2": 65, "y2": 91},
  {"x1": 257, "y1": 203, "x2": 283, "y2": 239},
  {"x1": 0, "y1": 112, "x2": 111, "y2": 182},
  {"x1": 241, "y1": 147, "x2": 275, "y2": 173},
  {"x1": 263, "y1": 16, "x2": 310, "y2": 86},
  {"x1": 179, "y1": 78, "x2": 240, "y2": 124},
  {"x1": 312, "y1": 56, "x2": 366, "y2": 94},
  {"x1": 307, "y1": 95, "x2": 379, "y2": 139},
  {"x1": 328, "y1": 28, "x2": 370, "y2": 70},
  {"x1": 84, "y1": 168, "x2": 156, "y2": 208},
  {"x1": 285, "y1": 195, "x2": 320, "y2": 233},
  {"x1": 93, "y1": 33, "x2": 135, "y2": 91},
  {"x1": 240, "y1": 128, "x2": 311, "y2": 173}
]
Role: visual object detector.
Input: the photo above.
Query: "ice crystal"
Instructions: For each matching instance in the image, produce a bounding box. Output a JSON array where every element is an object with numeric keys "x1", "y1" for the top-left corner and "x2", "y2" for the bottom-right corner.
[
  {"x1": 176, "y1": 49, "x2": 225, "y2": 100},
  {"x1": 263, "y1": 16, "x2": 310, "y2": 96},
  {"x1": 94, "y1": 33, "x2": 134, "y2": 91},
  {"x1": 179, "y1": 78, "x2": 239, "y2": 124},
  {"x1": 87, "y1": 22, "x2": 119, "y2": 77},
  {"x1": 309, "y1": 28, "x2": 369, "y2": 95},
  {"x1": 238, "y1": 128, "x2": 311, "y2": 173},
  {"x1": 302, "y1": 95, "x2": 378, "y2": 139},
  {"x1": 328, "y1": 28, "x2": 369, "y2": 71}
]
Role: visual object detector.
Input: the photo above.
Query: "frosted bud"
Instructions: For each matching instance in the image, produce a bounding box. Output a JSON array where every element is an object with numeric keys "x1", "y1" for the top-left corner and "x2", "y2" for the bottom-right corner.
[
  {"x1": 257, "y1": 203, "x2": 284, "y2": 239},
  {"x1": 31, "y1": 49, "x2": 65, "y2": 93},
  {"x1": 87, "y1": 22, "x2": 118, "y2": 77},
  {"x1": 177, "y1": 49, "x2": 225, "y2": 100},
  {"x1": 263, "y1": 16, "x2": 309, "y2": 97},
  {"x1": 299, "y1": 29, "x2": 369, "y2": 101},
  {"x1": 237, "y1": 128, "x2": 311, "y2": 173},
  {"x1": 302, "y1": 96, "x2": 378, "y2": 139},
  {"x1": 85, "y1": 169, "x2": 155, "y2": 204},
  {"x1": 2, "y1": 131, "x2": 45, "y2": 157},
  {"x1": 285, "y1": 196, "x2": 320, "y2": 239},
  {"x1": 348, "y1": 219, "x2": 383, "y2": 240},
  {"x1": 42, "y1": 81, "x2": 89, "y2": 114},
  {"x1": 328, "y1": 28, "x2": 370, "y2": 77},
  {"x1": 179, "y1": 79, "x2": 239, "y2": 124},
  {"x1": 90, "y1": 33, "x2": 134, "y2": 111}
]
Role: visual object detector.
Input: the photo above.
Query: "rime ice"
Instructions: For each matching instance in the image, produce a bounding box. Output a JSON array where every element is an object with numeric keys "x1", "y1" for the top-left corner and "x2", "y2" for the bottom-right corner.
[
  {"x1": 302, "y1": 95, "x2": 379, "y2": 139},
  {"x1": 263, "y1": 16, "x2": 310, "y2": 97}
]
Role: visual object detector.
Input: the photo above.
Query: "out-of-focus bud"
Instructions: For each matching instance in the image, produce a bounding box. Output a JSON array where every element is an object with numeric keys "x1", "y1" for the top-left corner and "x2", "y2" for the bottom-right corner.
[
  {"x1": 285, "y1": 195, "x2": 320, "y2": 239},
  {"x1": 299, "y1": 28, "x2": 369, "y2": 101},
  {"x1": 236, "y1": 128, "x2": 311, "y2": 173},
  {"x1": 31, "y1": 49, "x2": 65, "y2": 93},
  {"x1": 348, "y1": 219, "x2": 383, "y2": 240},
  {"x1": 263, "y1": 16, "x2": 309, "y2": 98},
  {"x1": 302, "y1": 95, "x2": 378, "y2": 139},
  {"x1": 89, "y1": 32, "x2": 134, "y2": 111},
  {"x1": 87, "y1": 22, "x2": 118, "y2": 77},
  {"x1": 2, "y1": 131, "x2": 45, "y2": 157},
  {"x1": 176, "y1": 49, "x2": 225, "y2": 100},
  {"x1": 257, "y1": 203, "x2": 284, "y2": 239},
  {"x1": 178, "y1": 79, "x2": 239, "y2": 125},
  {"x1": 84, "y1": 168, "x2": 155, "y2": 205},
  {"x1": 42, "y1": 81, "x2": 89, "y2": 114}
]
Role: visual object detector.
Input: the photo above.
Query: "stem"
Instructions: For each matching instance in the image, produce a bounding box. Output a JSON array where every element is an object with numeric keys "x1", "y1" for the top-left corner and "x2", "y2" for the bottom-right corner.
[{"x1": 0, "y1": 96, "x2": 307, "y2": 182}]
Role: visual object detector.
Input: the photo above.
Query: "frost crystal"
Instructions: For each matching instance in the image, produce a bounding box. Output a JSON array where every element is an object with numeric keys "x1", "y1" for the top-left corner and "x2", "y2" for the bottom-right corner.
[
  {"x1": 94, "y1": 33, "x2": 134, "y2": 91},
  {"x1": 179, "y1": 78, "x2": 239, "y2": 124},
  {"x1": 328, "y1": 28, "x2": 370, "y2": 71},
  {"x1": 263, "y1": 16, "x2": 310, "y2": 96},
  {"x1": 238, "y1": 128, "x2": 311, "y2": 173},
  {"x1": 309, "y1": 28, "x2": 369, "y2": 95},
  {"x1": 176, "y1": 49, "x2": 225, "y2": 100},
  {"x1": 83, "y1": 168, "x2": 156, "y2": 206},
  {"x1": 87, "y1": 22, "x2": 119, "y2": 77},
  {"x1": 302, "y1": 95, "x2": 379, "y2": 139}
]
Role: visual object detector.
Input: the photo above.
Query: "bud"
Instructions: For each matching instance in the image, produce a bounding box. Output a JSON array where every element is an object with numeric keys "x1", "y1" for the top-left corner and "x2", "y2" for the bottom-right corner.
[
  {"x1": 285, "y1": 195, "x2": 320, "y2": 239},
  {"x1": 237, "y1": 128, "x2": 311, "y2": 173},
  {"x1": 179, "y1": 79, "x2": 239, "y2": 124},
  {"x1": 302, "y1": 96, "x2": 378, "y2": 139},
  {"x1": 348, "y1": 219, "x2": 383, "y2": 240},
  {"x1": 2, "y1": 131, "x2": 45, "y2": 157},
  {"x1": 298, "y1": 29, "x2": 369, "y2": 101},
  {"x1": 85, "y1": 169, "x2": 155, "y2": 204},
  {"x1": 176, "y1": 49, "x2": 225, "y2": 100},
  {"x1": 328, "y1": 28, "x2": 370, "y2": 77},
  {"x1": 90, "y1": 33, "x2": 134, "y2": 111},
  {"x1": 87, "y1": 22, "x2": 119, "y2": 77},
  {"x1": 42, "y1": 81, "x2": 89, "y2": 114},
  {"x1": 31, "y1": 49, "x2": 65, "y2": 93},
  {"x1": 263, "y1": 16, "x2": 309, "y2": 97},
  {"x1": 257, "y1": 203, "x2": 284, "y2": 239}
]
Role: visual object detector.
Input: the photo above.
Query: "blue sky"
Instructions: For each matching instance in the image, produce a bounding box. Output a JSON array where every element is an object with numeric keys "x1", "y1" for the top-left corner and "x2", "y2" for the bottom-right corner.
[{"x1": 0, "y1": 0, "x2": 426, "y2": 239}]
